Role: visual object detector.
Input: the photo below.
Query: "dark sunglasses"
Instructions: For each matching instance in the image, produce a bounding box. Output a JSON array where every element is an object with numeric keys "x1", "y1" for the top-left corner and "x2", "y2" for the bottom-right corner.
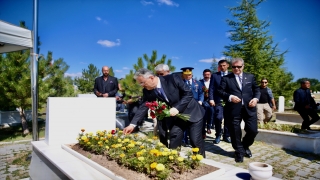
[
  {"x1": 232, "y1": 66, "x2": 243, "y2": 69},
  {"x1": 261, "y1": 81, "x2": 268, "y2": 84},
  {"x1": 157, "y1": 73, "x2": 164, "y2": 76}
]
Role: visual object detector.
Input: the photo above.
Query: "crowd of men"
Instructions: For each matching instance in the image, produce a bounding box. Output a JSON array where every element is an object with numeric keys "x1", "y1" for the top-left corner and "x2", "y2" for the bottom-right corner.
[{"x1": 93, "y1": 58, "x2": 319, "y2": 163}]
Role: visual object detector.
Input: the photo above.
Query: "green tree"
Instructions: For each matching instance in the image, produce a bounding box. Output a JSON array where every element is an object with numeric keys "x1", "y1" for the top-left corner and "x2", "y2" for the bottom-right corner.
[
  {"x1": 223, "y1": 0, "x2": 295, "y2": 101},
  {"x1": 121, "y1": 50, "x2": 175, "y2": 100},
  {"x1": 0, "y1": 50, "x2": 74, "y2": 134},
  {"x1": 74, "y1": 64, "x2": 100, "y2": 93}
]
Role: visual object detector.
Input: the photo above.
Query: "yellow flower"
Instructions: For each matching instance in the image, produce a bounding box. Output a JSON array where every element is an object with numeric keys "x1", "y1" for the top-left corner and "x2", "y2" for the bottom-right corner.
[
  {"x1": 196, "y1": 154, "x2": 203, "y2": 161},
  {"x1": 156, "y1": 164, "x2": 165, "y2": 171},
  {"x1": 127, "y1": 143, "x2": 135, "y2": 148},
  {"x1": 152, "y1": 136, "x2": 158, "y2": 140},
  {"x1": 105, "y1": 146, "x2": 109, "y2": 149},
  {"x1": 141, "y1": 149, "x2": 147, "y2": 153},
  {"x1": 150, "y1": 162, "x2": 157, "y2": 169},
  {"x1": 147, "y1": 139, "x2": 153, "y2": 142},
  {"x1": 136, "y1": 151, "x2": 143, "y2": 157},
  {"x1": 120, "y1": 154, "x2": 125, "y2": 158},
  {"x1": 157, "y1": 142, "x2": 164, "y2": 146},
  {"x1": 135, "y1": 141, "x2": 142, "y2": 145},
  {"x1": 98, "y1": 141, "x2": 103, "y2": 145},
  {"x1": 95, "y1": 136, "x2": 99, "y2": 140},
  {"x1": 171, "y1": 150, "x2": 178, "y2": 155},
  {"x1": 161, "y1": 152, "x2": 168, "y2": 156},
  {"x1": 123, "y1": 138, "x2": 130, "y2": 143},
  {"x1": 118, "y1": 139, "x2": 122, "y2": 143},
  {"x1": 81, "y1": 135, "x2": 87, "y2": 141},
  {"x1": 105, "y1": 140, "x2": 109, "y2": 143},
  {"x1": 100, "y1": 137, "x2": 104, "y2": 140},
  {"x1": 122, "y1": 147, "x2": 126, "y2": 150},
  {"x1": 169, "y1": 156, "x2": 174, "y2": 160},
  {"x1": 88, "y1": 132, "x2": 93, "y2": 136},
  {"x1": 138, "y1": 157, "x2": 145, "y2": 161},
  {"x1": 191, "y1": 155, "x2": 196, "y2": 160},
  {"x1": 107, "y1": 134, "x2": 112, "y2": 138},
  {"x1": 177, "y1": 157, "x2": 184, "y2": 162},
  {"x1": 192, "y1": 147, "x2": 199, "y2": 153},
  {"x1": 163, "y1": 148, "x2": 169, "y2": 152},
  {"x1": 87, "y1": 142, "x2": 91, "y2": 145},
  {"x1": 140, "y1": 145, "x2": 145, "y2": 149}
]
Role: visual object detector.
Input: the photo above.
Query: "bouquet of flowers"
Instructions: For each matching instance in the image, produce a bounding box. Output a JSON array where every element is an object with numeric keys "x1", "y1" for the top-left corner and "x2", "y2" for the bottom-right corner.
[
  {"x1": 202, "y1": 86, "x2": 209, "y2": 98},
  {"x1": 146, "y1": 100, "x2": 190, "y2": 121}
]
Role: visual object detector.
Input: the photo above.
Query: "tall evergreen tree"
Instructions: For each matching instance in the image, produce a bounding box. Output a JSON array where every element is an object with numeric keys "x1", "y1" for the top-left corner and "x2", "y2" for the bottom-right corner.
[
  {"x1": 74, "y1": 64, "x2": 100, "y2": 93},
  {"x1": 223, "y1": 0, "x2": 295, "y2": 101},
  {"x1": 121, "y1": 50, "x2": 175, "y2": 100}
]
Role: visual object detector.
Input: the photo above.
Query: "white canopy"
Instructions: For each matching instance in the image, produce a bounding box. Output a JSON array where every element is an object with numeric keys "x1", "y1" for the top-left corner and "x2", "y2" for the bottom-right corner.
[{"x1": 0, "y1": 20, "x2": 33, "y2": 53}]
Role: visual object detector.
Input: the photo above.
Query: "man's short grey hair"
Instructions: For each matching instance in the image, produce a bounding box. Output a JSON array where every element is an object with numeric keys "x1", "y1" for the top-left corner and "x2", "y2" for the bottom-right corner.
[
  {"x1": 134, "y1": 68, "x2": 155, "y2": 79},
  {"x1": 231, "y1": 58, "x2": 244, "y2": 65},
  {"x1": 155, "y1": 64, "x2": 169, "y2": 71}
]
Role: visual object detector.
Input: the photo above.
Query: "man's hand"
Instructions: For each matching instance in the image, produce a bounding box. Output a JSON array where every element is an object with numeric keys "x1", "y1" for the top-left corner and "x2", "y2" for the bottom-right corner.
[
  {"x1": 169, "y1": 107, "x2": 179, "y2": 116},
  {"x1": 231, "y1": 96, "x2": 241, "y2": 103},
  {"x1": 249, "y1": 98, "x2": 258, "y2": 107},
  {"x1": 209, "y1": 100, "x2": 215, "y2": 106},
  {"x1": 102, "y1": 93, "x2": 109, "y2": 97},
  {"x1": 198, "y1": 101, "x2": 202, "y2": 106},
  {"x1": 123, "y1": 125, "x2": 134, "y2": 134},
  {"x1": 272, "y1": 106, "x2": 277, "y2": 111},
  {"x1": 96, "y1": 91, "x2": 102, "y2": 96}
]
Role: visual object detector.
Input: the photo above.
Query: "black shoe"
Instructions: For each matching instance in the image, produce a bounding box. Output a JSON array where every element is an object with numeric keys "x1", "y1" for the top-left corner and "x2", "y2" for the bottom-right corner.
[
  {"x1": 214, "y1": 136, "x2": 221, "y2": 144},
  {"x1": 234, "y1": 152, "x2": 243, "y2": 163},
  {"x1": 224, "y1": 137, "x2": 231, "y2": 143},
  {"x1": 244, "y1": 147, "x2": 252, "y2": 158}
]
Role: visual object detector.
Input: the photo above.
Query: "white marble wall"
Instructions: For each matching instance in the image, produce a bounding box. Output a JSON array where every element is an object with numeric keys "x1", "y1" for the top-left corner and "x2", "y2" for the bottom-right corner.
[{"x1": 45, "y1": 97, "x2": 116, "y2": 146}]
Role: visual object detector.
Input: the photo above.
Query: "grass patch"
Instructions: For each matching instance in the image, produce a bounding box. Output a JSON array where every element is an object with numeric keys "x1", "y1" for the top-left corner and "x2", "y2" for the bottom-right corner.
[
  {"x1": 258, "y1": 122, "x2": 302, "y2": 133},
  {"x1": 11, "y1": 151, "x2": 32, "y2": 168},
  {"x1": 0, "y1": 120, "x2": 45, "y2": 142}
]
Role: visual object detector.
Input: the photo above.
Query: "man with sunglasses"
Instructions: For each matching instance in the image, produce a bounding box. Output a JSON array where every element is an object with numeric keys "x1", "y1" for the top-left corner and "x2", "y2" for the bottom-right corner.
[
  {"x1": 217, "y1": 58, "x2": 260, "y2": 163},
  {"x1": 257, "y1": 78, "x2": 276, "y2": 124}
]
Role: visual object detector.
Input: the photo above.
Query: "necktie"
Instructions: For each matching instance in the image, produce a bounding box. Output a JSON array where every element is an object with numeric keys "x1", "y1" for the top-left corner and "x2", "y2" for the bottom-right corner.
[
  {"x1": 238, "y1": 75, "x2": 242, "y2": 90},
  {"x1": 156, "y1": 88, "x2": 168, "y2": 102}
]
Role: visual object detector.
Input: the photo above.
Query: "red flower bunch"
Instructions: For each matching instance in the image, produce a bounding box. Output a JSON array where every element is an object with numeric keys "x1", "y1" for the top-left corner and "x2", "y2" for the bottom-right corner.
[
  {"x1": 146, "y1": 100, "x2": 190, "y2": 121},
  {"x1": 202, "y1": 86, "x2": 209, "y2": 98}
]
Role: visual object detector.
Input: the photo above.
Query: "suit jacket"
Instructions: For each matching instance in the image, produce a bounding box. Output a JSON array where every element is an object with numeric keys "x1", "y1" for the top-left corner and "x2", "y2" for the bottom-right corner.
[
  {"x1": 199, "y1": 79, "x2": 210, "y2": 107},
  {"x1": 209, "y1": 71, "x2": 229, "y2": 105},
  {"x1": 217, "y1": 72, "x2": 260, "y2": 118},
  {"x1": 294, "y1": 88, "x2": 316, "y2": 110},
  {"x1": 131, "y1": 73, "x2": 205, "y2": 125},
  {"x1": 185, "y1": 79, "x2": 204, "y2": 102},
  {"x1": 93, "y1": 76, "x2": 118, "y2": 97}
]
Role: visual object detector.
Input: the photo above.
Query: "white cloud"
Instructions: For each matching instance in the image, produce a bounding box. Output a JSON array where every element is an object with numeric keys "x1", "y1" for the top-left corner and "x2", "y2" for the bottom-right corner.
[
  {"x1": 96, "y1": 16, "x2": 108, "y2": 24},
  {"x1": 65, "y1": 72, "x2": 82, "y2": 78},
  {"x1": 79, "y1": 62, "x2": 87, "y2": 64},
  {"x1": 97, "y1": 39, "x2": 121, "y2": 47},
  {"x1": 96, "y1": 16, "x2": 101, "y2": 21},
  {"x1": 157, "y1": 0, "x2": 179, "y2": 7},
  {"x1": 123, "y1": 67, "x2": 129, "y2": 70},
  {"x1": 171, "y1": 56, "x2": 180, "y2": 59},
  {"x1": 199, "y1": 57, "x2": 226, "y2": 63},
  {"x1": 225, "y1": 32, "x2": 232, "y2": 37},
  {"x1": 141, "y1": 0, "x2": 154, "y2": 5},
  {"x1": 281, "y1": 38, "x2": 287, "y2": 42},
  {"x1": 115, "y1": 70, "x2": 123, "y2": 72}
]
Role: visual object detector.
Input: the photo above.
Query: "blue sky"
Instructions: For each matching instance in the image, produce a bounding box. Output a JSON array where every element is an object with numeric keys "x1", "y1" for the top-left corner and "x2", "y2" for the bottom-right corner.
[{"x1": 1, "y1": 0, "x2": 319, "y2": 81}]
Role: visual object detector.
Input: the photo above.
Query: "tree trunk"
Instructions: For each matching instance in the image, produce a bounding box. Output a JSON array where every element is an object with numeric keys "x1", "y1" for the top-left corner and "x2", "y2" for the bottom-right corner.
[{"x1": 18, "y1": 107, "x2": 30, "y2": 135}]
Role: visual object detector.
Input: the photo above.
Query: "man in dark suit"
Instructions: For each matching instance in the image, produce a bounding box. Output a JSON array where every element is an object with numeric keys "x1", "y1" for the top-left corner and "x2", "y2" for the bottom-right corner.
[
  {"x1": 209, "y1": 60, "x2": 231, "y2": 144},
  {"x1": 94, "y1": 66, "x2": 118, "y2": 97},
  {"x1": 123, "y1": 68, "x2": 205, "y2": 156},
  {"x1": 294, "y1": 80, "x2": 320, "y2": 130},
  {"x1": 217, "y1": 58, "x2": 260, "y2": 163},
  {"x1": 199, "y1": 69, "x2": 214, "y2": 136}
]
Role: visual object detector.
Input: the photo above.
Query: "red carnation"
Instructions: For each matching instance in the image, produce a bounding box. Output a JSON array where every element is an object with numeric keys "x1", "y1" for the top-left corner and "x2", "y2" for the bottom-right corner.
[{"x1": 111, "y1": 130, "x2": 116, "y2": 134}]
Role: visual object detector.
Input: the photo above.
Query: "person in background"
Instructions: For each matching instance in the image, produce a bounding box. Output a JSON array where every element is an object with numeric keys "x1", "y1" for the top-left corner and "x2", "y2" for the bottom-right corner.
[
  {"x1": 257, "y1": 78, "x2": 276, "y2": 124},
  {"x1": 294, "y1": 80, "x2": 320, "y2": 130},
  {"x1": 94, "y1": 66, "x2": 118, "y2": 97},
  {"x1": 199, "y1": 69, "x2": 215, "y2": 136},
  {"x1": 209, "y1": 60, "x2": 231, "y2": 144},
  {"x1": 181, "y1": 67, "x2": 204, "y2": 145},
  {"x1": 153, "y1": 64, "x2": 171, "y2": 136},
  {"x1": 116, "y1": 78, "x2": 126, "y2": 112},
  {"x1": 217, "y1": 58, "x2": 260, "y2": 163},
  {"x1": 123, "y1": 68, "x2": 205, "y2": 157}
]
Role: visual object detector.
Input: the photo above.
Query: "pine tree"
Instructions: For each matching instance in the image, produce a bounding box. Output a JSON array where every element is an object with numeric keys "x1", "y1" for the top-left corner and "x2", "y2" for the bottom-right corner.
[
  {"x1": 74, "y1": 64, "x2": 100, "y2": 93},
  {"x1": 223, "y1": 0, "x2": 295, "y2": 101}
]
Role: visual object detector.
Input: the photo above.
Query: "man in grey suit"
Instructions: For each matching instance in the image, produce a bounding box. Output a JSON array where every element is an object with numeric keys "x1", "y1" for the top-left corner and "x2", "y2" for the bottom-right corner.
[
  {"x1": 123, "y1": 68, "x2": 205, "y2": 156},
  {"x1": 217, "y1": 58, "x2": 260, "y2": 163},
  {"x1": 94, "y1": 66, "x2": 118, "y2": 97}
]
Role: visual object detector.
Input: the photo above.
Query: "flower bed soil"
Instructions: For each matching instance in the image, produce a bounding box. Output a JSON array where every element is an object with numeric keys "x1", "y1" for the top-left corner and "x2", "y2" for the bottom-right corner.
[{"x1": 71, "y1": 144, "x2": 219, "y2": 180}]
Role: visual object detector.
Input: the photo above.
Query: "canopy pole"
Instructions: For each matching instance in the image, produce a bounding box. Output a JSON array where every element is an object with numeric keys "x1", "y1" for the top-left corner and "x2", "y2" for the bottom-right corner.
[{"x1": 31, "y1": 0, "x2": 39, "y2": 141}]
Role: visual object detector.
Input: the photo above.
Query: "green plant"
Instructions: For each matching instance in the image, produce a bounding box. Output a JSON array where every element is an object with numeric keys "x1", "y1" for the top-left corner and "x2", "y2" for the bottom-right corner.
[
  {"x1": 258, "y1": 122, "x2": 302, "y2": 133},
  {"x1": 77, "y1": 128, "x2": 204, "y2": 180}
]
